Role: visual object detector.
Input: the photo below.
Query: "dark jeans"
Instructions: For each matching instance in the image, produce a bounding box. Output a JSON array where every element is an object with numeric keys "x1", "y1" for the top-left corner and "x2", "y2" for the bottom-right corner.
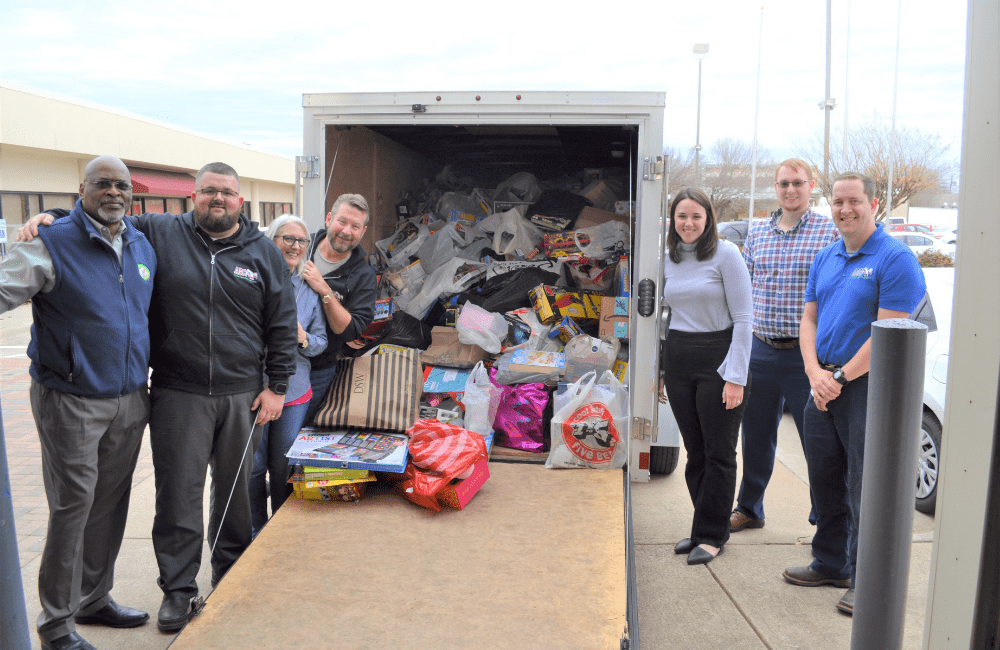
[
  {"x1": 736, "y1": 336, "x2": 814, "y2": 522},
  {"x1": 302, "y1": 364, "x2": 338, "y2": 427},
  {"x1": 250, "y1": 401, "x2": 309, "y2": 535},
  {"x1": 663, "y1": 329, "x2": 750, "y2": 549},
  {"x1": 803, "y1": 376, "x2": 870, "y2": 587}
]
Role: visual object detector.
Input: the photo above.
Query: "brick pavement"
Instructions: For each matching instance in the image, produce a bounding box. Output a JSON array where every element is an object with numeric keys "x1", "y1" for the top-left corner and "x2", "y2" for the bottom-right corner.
[{"x1": 0, "y1": 309, "x2": 155, "y2": 569}]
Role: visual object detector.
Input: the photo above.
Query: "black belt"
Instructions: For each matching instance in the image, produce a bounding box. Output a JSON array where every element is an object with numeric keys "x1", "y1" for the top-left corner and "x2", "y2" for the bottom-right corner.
[{"x1": 754, "y1": 332, "x2": 799, "y2": 350}]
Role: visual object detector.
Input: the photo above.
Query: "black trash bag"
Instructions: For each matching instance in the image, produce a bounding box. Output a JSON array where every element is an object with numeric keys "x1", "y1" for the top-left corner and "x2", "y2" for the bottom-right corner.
[
  {"x1": 461, "y1": 266, "x2": 561, "y2": 314},
  {"x1": 525, "y1": 189, "x2": 593, "y2": 222},
  {"x1": 341, "y1": 310, "x2": 434, "y2": 357}
]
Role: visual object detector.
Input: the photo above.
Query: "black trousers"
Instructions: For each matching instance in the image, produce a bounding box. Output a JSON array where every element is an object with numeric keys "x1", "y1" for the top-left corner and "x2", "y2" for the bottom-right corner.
[{"x1": 663, "y1": 329, "x2": 750, "y2": 548}]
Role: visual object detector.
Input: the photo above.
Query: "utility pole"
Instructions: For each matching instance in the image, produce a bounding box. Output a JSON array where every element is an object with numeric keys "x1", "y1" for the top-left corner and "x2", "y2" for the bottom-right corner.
[
  {"x1": 693, "y1": 43, "x2": 709, "y2": 187},
  {"x1": 821, "y1": 0, "x2": 836, "y2": 197}
]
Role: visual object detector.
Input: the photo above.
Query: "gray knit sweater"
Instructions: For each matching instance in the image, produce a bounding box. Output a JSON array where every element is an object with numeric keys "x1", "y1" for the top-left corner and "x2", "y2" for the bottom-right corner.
[{"x1": 662, "y1": 239, "x2": 753, "y2": 385}]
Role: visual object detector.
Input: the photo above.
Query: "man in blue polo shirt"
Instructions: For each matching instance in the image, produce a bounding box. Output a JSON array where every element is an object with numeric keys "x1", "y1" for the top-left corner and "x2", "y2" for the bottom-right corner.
[{"x1": 781, "y1": 172, "x2": 925, "y2": 617}]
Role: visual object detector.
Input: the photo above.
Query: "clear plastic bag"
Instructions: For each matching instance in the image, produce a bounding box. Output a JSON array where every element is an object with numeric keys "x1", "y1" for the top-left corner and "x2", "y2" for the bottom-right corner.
[
  {"x1": 573, "y1": 221, "x2": 630, "y2": 260},
  {"x1": 376, "y1": 217, "x2": 432, "y2": 269},
  {"x1": 461, "y1": 361, "x2": 501, "y2": 438},
  {"x1": 402, "y1": 258, "x2": 485, "y2": 320},
  {"x1": 492, "y1": 209, "x2": 543, "y2": 257},
  {"x1": 455, "y1": 302, "x2": 507, "y2": 354}
]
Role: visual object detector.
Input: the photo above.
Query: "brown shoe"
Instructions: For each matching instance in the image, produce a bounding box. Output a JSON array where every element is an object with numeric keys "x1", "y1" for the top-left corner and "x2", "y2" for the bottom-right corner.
[
  {"x1": 782, "y1": 565, "x2": 851, "y2": 588},
  {"x1": 837, "y1": 588, "x2": 855, "y2": 615},
  {"x1": 730, "y1": 509, "x2": 765, "y2": 531}
]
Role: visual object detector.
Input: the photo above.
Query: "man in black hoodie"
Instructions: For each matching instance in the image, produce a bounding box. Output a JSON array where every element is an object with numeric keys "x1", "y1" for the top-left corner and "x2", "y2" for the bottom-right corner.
[
  {"x1": 18, "y1": 162, "x2": 298, "y2": 635},
  {"x1": 299, "y1": 193, "x2": 378, "y2": 424}
]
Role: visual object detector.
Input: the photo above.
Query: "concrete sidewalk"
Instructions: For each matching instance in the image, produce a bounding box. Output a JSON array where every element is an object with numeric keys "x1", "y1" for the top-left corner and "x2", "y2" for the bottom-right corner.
[{"x1": 2, "y1": 304, "x2": 934, "y2": 649}]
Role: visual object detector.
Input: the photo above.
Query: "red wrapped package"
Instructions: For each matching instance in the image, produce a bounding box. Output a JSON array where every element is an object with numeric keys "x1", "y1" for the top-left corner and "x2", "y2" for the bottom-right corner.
[{"x1": 396, "y1": 419, "x2": 488, "y2": 512}]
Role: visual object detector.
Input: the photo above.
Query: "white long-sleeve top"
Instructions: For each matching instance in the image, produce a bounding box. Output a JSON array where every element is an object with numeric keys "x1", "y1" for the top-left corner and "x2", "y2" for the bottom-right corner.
[{"x1": 662, "y1": 239, "x2": 753, "y2": 385}]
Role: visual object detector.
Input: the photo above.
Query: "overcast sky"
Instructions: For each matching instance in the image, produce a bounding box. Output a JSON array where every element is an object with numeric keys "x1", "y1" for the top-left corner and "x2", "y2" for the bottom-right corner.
[{"x1": 0, "y1": 0, "x2": 968, "y2": 168}]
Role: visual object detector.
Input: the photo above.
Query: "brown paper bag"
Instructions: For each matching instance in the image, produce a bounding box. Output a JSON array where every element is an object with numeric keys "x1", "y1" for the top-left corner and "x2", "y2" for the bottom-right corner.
[
  {"x1": 419, "y1": 326, "x2": 488, "y2": 368},
  {"x1": 313, "y1": 348, "x2": 422, "y2": 432}
]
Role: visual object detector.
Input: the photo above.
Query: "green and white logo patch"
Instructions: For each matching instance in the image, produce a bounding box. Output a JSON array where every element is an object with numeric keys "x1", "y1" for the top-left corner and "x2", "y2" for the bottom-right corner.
[{"x1": 137, "y1": 264, "x2": 151, "y2": 281}]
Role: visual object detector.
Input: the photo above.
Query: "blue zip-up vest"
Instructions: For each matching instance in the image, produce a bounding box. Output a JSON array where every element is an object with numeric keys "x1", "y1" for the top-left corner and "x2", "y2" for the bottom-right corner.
[{"x1": 27, "y1": 201, "x2": 156, "y2": 398}]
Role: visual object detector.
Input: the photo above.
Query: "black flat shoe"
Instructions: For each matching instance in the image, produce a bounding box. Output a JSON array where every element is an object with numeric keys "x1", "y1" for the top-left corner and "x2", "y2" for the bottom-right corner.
[
  {"x1": 75, "y1": 598, "x2": 149, "y2": 628},
  {"x1": 674, "y1": 538, "x2": 695, "y2": 554},
  {"x1": 687, "y1": 545, "x2": 725, "y2": 565}
]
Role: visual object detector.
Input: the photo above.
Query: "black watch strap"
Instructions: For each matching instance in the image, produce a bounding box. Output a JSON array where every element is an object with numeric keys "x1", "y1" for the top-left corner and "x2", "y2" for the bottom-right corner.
[{"x1": 832, "y1": 368, "x2": 848, "y2": 386}]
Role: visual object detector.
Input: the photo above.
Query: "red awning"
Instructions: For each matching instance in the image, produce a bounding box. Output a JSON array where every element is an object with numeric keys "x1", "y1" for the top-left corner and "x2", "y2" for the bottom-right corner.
[{"x1": 130, "y1": 171, "x2": 195, "y2": 197}]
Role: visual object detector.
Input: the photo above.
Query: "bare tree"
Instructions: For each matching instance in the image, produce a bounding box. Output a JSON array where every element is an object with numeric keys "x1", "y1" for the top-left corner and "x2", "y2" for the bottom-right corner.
[
  {"x1": 702, "y1": 138, "x2": 774, "y2": 221},
  {"x1": 663, "y1": 146, "x2": 696, "y2": 199},
  {"x1": 802, "y1": 114, "x2": 957, "y2": 220}
]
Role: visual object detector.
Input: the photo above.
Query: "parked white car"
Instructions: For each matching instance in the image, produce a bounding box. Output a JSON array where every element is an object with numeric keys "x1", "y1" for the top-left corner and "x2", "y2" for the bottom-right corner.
[
  {"x1": 911, "y1": 268, "x2": 953, "y2": 514},
  {"x1": 891, "y1": 232, "x2": 956, "y2": 259},
  {"x1": 931, "y1": 226, "x2": 958, "y2": 244}
]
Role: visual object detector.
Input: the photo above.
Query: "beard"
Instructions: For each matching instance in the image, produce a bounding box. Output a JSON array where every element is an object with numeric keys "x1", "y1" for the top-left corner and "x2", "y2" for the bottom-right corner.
[
  {"x1": 90, "y1": 201, "x2": 126, "y2": 227},
  {"x1": 328, "y1": 231, "x2": 357, "y2": 253},
  {"x1": 195, "y1": 203, "x2": 240, "y2": 235}
]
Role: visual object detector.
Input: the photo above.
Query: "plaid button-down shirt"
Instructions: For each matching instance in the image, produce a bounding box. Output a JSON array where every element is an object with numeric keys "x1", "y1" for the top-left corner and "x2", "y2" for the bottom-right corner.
[{"x1": 743, "y1": 208, "x2": 840, "y2": 339}]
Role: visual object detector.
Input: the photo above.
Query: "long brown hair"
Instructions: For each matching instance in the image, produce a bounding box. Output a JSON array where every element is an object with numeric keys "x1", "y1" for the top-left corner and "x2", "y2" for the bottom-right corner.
[{"x1": 667, "y1": 188, "x2": 718, "y2": 263}]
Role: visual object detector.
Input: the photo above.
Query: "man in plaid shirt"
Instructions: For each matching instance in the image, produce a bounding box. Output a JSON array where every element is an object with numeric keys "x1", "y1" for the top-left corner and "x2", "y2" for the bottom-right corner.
[{"x1": 730, "y1": 158, "x2": 840, "y2": 532}]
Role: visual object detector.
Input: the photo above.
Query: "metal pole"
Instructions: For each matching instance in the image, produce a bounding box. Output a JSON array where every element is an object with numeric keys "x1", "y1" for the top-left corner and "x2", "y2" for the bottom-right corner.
[
  {"x1": 0, "y1": 399, "x2": 32, "y2": 650},
  {"x1": 695, "y1": 57, "x2": 703, "y2": 187},
  {"x1": 886, "y1": 0, "x2": 903, "y2": 221},
  {"x1": 747, "y1": 7, "x2": 764, "y2": 224},
  {"x1": 823, "y1": 0, "x2": 833, "y2": 192},
  {"x1": 851, "y1": 318, "x2": 927, "y2": 650},
  {"x1": 843, "y1": 0, "x2": 852, "y2": 169}
]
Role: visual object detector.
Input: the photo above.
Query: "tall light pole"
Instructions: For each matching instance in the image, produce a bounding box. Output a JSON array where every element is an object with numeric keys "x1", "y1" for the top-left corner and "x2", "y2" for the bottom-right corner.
[{"x1": 693, "y1": 43, "x2": 709, "y2": 187}]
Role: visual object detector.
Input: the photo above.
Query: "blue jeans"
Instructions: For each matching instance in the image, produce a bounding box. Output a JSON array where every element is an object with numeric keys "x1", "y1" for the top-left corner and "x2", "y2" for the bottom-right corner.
[
  {"x1": 736, "y1": 336, "x2": 813, "y2": 521},
  {"x1": 302, "y1": 364, "x2": 338, "y2": 427},
  {"x1": 249, "y1": 401, "x2": 309, "y2": 535},
  {"x1": 803, "y1": 376, "x2": 869, "y2": 587}
]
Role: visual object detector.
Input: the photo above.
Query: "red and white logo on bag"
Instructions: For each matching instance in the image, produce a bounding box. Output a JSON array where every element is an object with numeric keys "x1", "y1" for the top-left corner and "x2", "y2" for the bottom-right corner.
[{"x1": 561, "y1": 403, "x2": 620, "y2": 464}]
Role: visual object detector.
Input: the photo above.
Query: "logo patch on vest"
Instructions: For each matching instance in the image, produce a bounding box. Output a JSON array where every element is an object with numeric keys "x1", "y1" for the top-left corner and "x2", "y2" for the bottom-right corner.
[
  {"x1": 233, "y1": 266, "x2": 259, "y2": 283},
  {"x1": 137, "y1": 264, "x2": 151, "y2": 281}
]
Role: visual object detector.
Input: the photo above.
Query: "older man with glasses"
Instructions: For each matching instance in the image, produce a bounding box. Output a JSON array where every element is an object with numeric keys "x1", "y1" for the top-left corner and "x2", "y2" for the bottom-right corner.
[
  {"x1": 730, "y1": 158, "x2": 840, "y2": 534},
  {"x1": 2, "y1": 155, "x2": 156, "y2": 650}
]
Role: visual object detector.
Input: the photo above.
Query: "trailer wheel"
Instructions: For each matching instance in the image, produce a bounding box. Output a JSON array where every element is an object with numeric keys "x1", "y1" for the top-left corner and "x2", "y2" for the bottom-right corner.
[{"x1": 650, "y1": 446, "x2": 679, "y2": 475}]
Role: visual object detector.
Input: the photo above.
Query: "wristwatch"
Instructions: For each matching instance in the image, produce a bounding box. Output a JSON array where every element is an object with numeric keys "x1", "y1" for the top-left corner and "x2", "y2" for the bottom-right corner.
[
  {"x1": 322, "y1": 292, "x2": 334, "y2": 304},
  {"x1": 831, "y1": 368, "x2": 849, "y2": 386},
  {"x1": 270, "y1": 382, "x2": 288, "y2": 395}
]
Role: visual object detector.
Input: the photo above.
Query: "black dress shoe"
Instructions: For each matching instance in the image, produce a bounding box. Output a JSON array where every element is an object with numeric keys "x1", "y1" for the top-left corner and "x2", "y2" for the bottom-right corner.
[
  {"x1": 674, "y1": 538, "x2": 696, "y2": 554},
  {"x1": 158, "y1": 592, "x2": 194, "y2": 633},
  {"x1": 75, "y1": 598, "x2": 150, "y2": 628},
  {"x1": 40, "y1": 632, "x2": 96, "y2": 650},
  {"x1": 687, "y1": 544, "x2": 725, "y2": 565}
]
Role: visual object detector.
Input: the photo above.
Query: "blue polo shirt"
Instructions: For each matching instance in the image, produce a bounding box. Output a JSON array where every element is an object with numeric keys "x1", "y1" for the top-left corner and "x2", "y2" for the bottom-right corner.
[{"x1": 805, "y1": 224, "x2": 926, "y2": 366}]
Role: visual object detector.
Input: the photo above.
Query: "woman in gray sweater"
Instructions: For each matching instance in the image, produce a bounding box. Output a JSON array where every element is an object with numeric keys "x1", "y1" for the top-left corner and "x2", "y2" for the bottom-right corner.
[{"x1": 659, "y1": 188, "x2": 752, "y2": 565}]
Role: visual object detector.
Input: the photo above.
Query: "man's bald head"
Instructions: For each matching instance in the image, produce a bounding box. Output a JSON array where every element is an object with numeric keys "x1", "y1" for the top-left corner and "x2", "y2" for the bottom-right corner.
[{"x1": 80, "y1": 155, "x2": 132, "y2": 227}]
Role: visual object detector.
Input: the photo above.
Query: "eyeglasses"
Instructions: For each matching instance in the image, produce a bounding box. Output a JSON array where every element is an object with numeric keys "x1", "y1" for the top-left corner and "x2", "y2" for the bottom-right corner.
[
  {"x1": 279, "y1": 235, "x2": 310, "y2": 247},
  {"x1": 776, "y1": 180, "x2": 810, "y2": 188},
  {"x1": 89, "y1": 180, "x2": 132, "y2": 192},
  {"x1": 197, "y1": 188, "x2": 240, "y2": 199}
]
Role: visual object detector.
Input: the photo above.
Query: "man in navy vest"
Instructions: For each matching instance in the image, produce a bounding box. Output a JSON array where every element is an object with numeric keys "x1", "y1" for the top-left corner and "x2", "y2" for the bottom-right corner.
[{"x1": 0, "y1": 156, "x2": 156, "y2": 650}]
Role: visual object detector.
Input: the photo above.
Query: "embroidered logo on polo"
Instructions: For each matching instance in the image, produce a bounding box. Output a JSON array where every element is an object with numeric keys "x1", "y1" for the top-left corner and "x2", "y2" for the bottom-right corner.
[
  {"x1": 850, "y1": 267, "x2": 874, "y2": 280},
  {"x1": 137, "y1": 264, "x2": 151, "y2": 281},
  {"x1": 233, "y1": 266, "x2": 259, "y2": 283}
]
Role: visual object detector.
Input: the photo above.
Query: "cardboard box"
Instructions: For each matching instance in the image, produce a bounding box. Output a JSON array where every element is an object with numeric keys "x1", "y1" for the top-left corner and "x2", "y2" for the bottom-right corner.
[
  {"x1": 420, "y1": 326, "x2": 488, "y2": 368},
  {"x1": 506, "y1": 349, "x2": 567, "y2": 374},
  {"x1": 578, "y1": 180, "x2": 618, "y2": 211},
  {"x1": 616, "y1": 257, "x2": 630, "y2": 297},
  {"x1": 437, "y1": 457, "x2": 490, "y2": 510},
  {"x1": 529, "y1": 284, "x2": 603, "y2": 325},
  {"x1": 575, "y1": 206, "x2": 628, "y2": 230},
  {"x1": 599, "y1": 297, "x2": 630, "y2": 340}
]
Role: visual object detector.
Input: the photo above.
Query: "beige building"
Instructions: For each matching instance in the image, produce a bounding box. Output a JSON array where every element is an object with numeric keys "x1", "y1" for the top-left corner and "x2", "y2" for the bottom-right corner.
[{"x1": 0, "y1": 81, "x2": 294, "y2": 228}]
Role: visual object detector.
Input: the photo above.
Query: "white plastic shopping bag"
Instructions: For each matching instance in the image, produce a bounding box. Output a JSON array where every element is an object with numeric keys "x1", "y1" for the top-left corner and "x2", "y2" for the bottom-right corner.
[{"x1": 546, "y1": 370, "x2": 628, "y2": 469}]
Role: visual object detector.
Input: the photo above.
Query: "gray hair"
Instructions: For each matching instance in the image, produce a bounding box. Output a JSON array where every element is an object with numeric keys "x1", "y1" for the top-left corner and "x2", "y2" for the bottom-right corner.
[
  {"x1": 330, "y1": 193, "x2": 370, "y2": 225},
  {"x1": 266, "y1": 214, "x2": 310, "y2": 275}
]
